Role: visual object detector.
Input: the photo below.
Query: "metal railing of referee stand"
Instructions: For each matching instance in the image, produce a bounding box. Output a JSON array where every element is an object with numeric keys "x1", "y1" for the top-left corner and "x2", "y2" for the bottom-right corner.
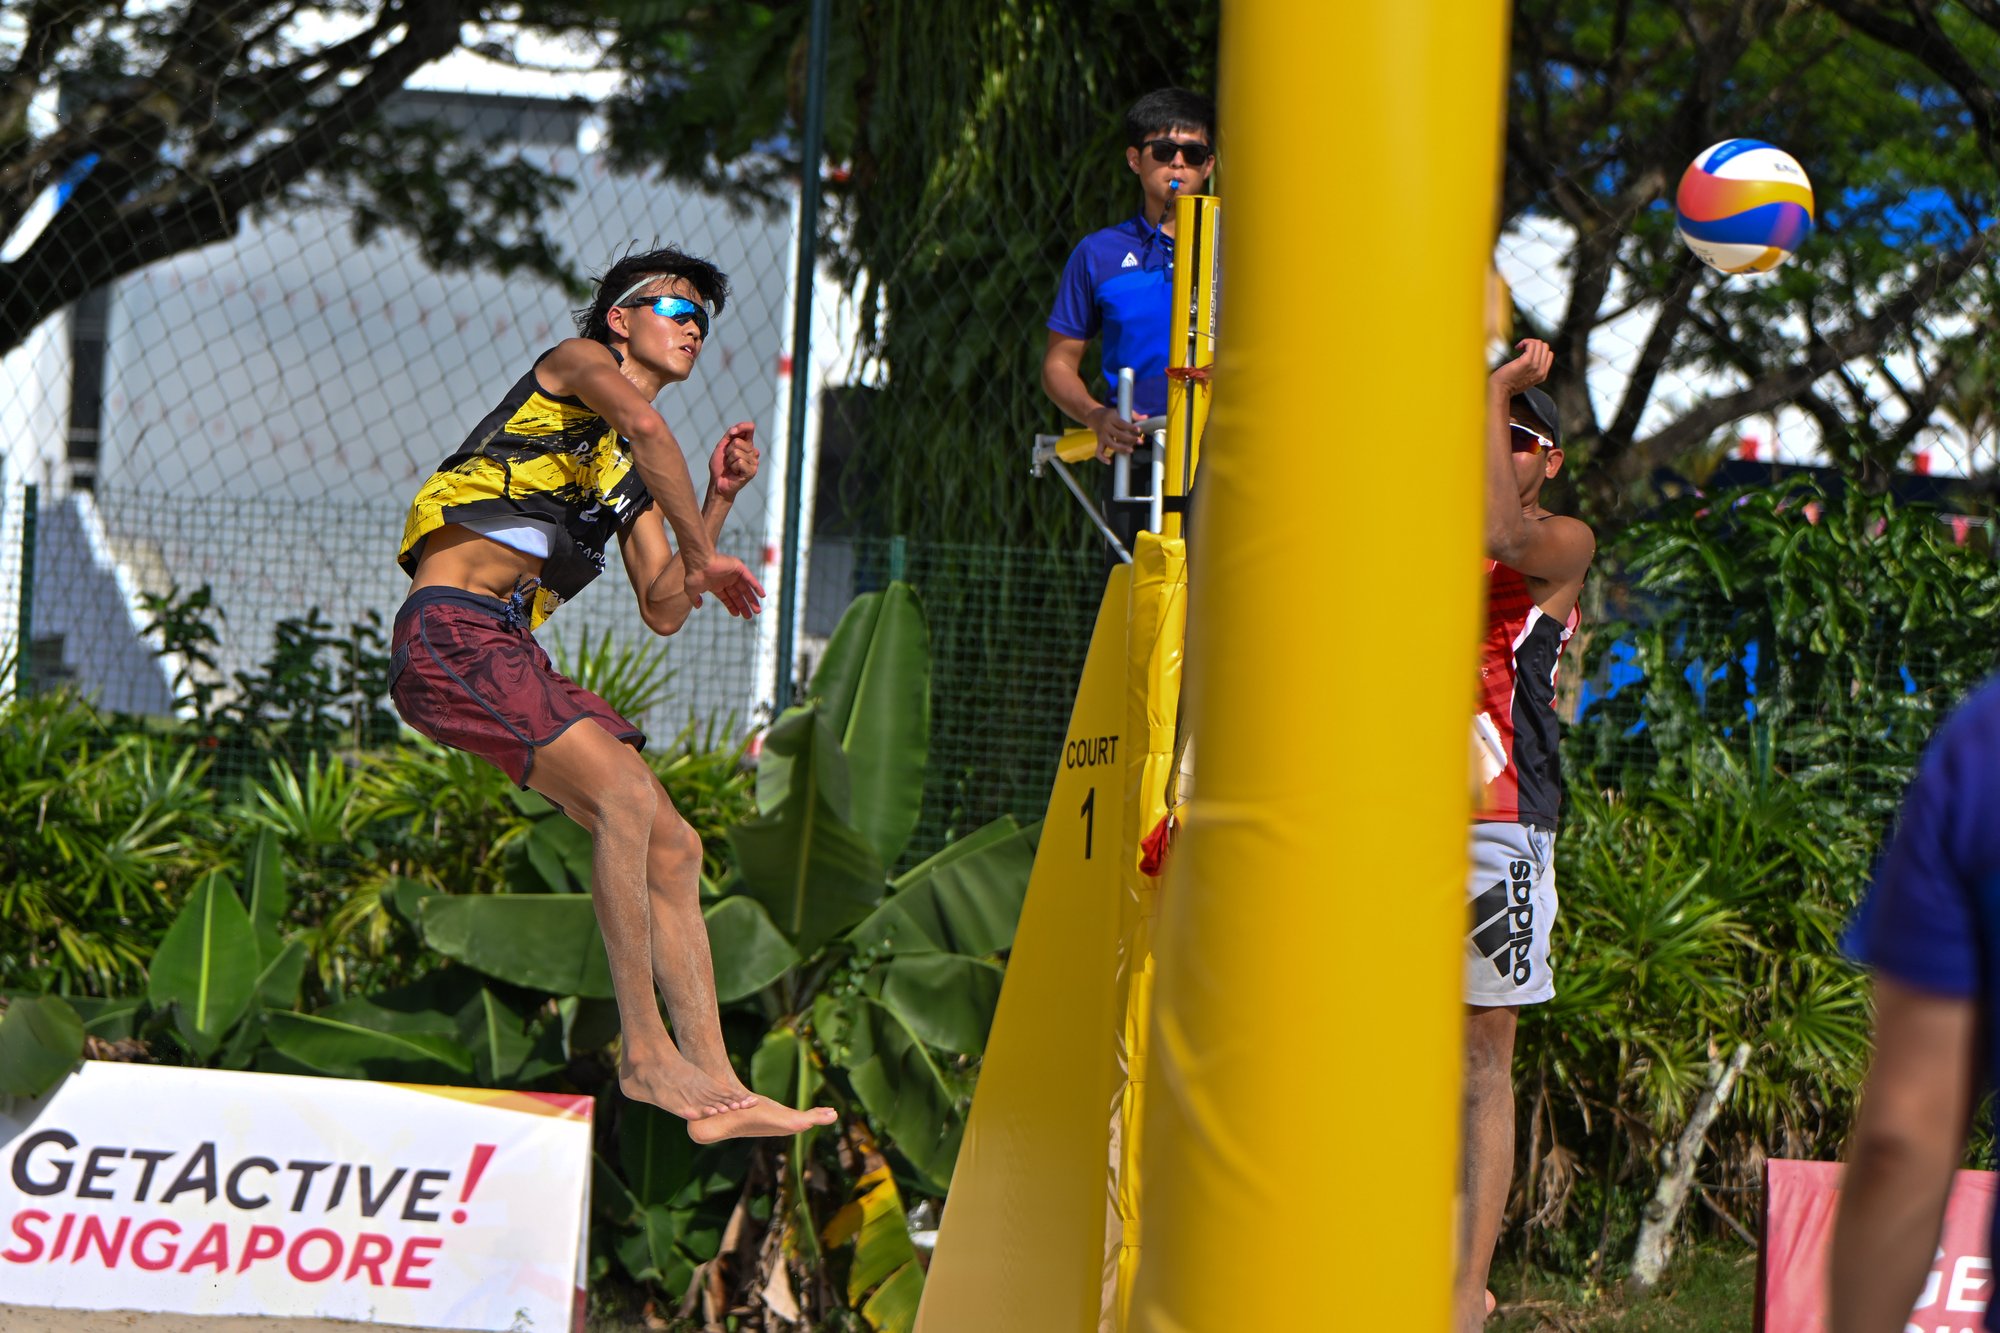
[{"x1": 1029, "y1": 367, "x2": 1167, "y2": 564}]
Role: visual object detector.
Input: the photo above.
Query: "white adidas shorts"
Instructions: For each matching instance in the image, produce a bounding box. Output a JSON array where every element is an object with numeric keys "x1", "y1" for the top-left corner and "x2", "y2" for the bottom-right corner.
[{"x1": 1464, "y1": 822, "x2": 1559, "y2": 1008}]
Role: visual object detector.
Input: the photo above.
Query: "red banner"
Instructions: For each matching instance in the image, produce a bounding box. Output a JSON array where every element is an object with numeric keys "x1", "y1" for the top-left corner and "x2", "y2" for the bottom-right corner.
[{"x1": 1759, "y1": 1158, "x2": 1995, "y2": 1332}]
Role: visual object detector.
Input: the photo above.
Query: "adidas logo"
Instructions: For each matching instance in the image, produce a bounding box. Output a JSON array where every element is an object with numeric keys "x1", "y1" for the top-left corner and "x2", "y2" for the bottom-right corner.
[
  {"x1": 1469, "y1": 859, "x2": 1536, "y2": 986},
  {"x1": 1121, "y1": 252, "x2": 1139, "y2": 268}
]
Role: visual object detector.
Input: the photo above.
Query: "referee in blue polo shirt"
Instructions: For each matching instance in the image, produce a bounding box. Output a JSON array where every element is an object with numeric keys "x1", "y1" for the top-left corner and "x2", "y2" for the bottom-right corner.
[
  {"x1": 1042, "y1": 88, "x2": 1216, "y2": 544},
  {"x1": 1831, "y1": 675, "x2": 2000, "y2": 1330}
]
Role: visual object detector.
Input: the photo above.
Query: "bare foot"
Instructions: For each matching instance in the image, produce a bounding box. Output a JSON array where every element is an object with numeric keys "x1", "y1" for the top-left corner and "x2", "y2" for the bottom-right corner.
[
  {"x1": 620, "y1": 1055, "x2": 759, "y2": 1120},
  {"x1": 694, "y1": 1059, "x2": 758, "y2": 1109},
  {"x1": 686, "y1": 1096, "x2": 839, "y2": 1144}
]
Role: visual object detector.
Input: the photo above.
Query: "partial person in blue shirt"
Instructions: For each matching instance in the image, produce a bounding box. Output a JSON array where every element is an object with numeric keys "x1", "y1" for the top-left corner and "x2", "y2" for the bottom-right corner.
[
  {"x1": 1042, "y1": 87, "x2": 1216, "y2": 465},
  {"x1": 1832, "y1": 676, "x2": 2000, "y2": 1331}
]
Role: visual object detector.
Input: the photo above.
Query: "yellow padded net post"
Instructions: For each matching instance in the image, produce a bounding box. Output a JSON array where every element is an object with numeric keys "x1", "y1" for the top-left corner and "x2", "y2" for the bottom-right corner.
[
  {"x1": 1163, "y1": 193, "x2": 1218, "y2": 542},
  {"x1": 1127, "y1": 5, "x2": 1507, "y2": 1331},
  {"x1": 1108, "y1": 532, "x2": 1188, "y2": 1325}
]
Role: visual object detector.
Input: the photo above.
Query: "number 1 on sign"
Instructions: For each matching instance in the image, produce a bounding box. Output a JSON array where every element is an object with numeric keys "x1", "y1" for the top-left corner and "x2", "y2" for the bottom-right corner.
[{"x1": 1080, "y1": 786, "x2": 1095, "y2": 859}]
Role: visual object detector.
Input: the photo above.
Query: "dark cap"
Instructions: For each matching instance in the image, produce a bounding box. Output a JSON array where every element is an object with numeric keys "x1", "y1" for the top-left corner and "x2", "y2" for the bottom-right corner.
[{"x1": 1511, "y1": 386, "x2": 1560, "y2": 449}]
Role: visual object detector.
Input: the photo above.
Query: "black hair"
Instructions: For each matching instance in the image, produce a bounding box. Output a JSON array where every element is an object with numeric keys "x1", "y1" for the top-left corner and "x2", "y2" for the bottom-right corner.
[
  {"x1": 574, "y1": 245, "x2": 731, "y2": 344},
  {"x1": 1124, "y1": 88, "x2": 1216, "y2": 149}
]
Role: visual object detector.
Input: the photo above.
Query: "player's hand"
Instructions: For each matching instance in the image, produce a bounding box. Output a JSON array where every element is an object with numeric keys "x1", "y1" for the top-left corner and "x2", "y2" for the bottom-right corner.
[
  {"x1": 1491, "y1": 339, "x2": 1554, "y2": 394},
  {"x1": 709, "y1": 423, "x2": 760, "y2": 499},
  {"x1": 683, "y1": 552, "x2": 766, "y2": 618},
  {"x1": 1085, "y1": 404, "x2": 1143, "y2": 462}
]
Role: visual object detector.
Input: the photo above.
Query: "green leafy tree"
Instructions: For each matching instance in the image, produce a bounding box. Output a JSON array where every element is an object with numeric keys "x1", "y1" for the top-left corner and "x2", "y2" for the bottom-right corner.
[
  {"x1": 601, "y1": 0, "x2": 2000, "y2": 534},
  {"x1": 1514, "y1": 480, "x2": 2000, "y2": 1275},
  {"x1": 0, "y1": 691, "x2": 222, "y2": 994},
  {"x1": 0, "y1": 0, "x2": 594, "y2": 357},
  {"x1": 600, "y1": 0, "x2": 1216, "y2": 544},
  {"x1": 1504, "y1": 0, "x2": 2000, "y2": 511}
]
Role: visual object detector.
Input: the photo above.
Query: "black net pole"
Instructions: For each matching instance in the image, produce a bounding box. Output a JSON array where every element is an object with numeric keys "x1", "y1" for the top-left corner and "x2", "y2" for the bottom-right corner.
[{"x1": 773, "y1": 0, "x2": 833, "y2": 708}]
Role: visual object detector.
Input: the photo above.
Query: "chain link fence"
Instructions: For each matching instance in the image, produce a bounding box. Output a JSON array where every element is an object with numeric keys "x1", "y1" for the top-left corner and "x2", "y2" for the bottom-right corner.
[
  {"x1": 2, "y1": 84, "x2": 828, "y2": 781},
  {"x1": 8, "y1": 11, "x2": 2000, "y2": 856}
]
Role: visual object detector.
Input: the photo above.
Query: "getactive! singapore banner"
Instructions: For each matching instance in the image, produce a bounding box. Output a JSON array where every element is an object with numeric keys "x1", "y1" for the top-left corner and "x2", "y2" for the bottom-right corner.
[{"x1": 0, "y1": 1061, "x2": 591, "y2": 1332}]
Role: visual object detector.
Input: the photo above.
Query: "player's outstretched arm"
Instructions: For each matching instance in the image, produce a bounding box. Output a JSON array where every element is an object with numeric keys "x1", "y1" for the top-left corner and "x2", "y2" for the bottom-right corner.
[
  {"x1": 539, "y1": 339, "x2": 763, "y2": 616},
  {"x1": 621, "y1": 424, "x2": 762, "y2": 634},
  {"x1": 1485, "y1": 340, "x2": 1595, "y2": 582}
]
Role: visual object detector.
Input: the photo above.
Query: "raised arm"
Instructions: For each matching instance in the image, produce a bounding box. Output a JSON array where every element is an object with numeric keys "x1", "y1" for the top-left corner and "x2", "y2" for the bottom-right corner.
[
  {"x1": 621, "y1": 424, "x2": 761, "y2": 635},
  {"x1": 1485, "y1": 340, "x2": 1594, "y2": 582},
  {"x1": 539, "y1": 338, "x2": 761, "y2": 615}
]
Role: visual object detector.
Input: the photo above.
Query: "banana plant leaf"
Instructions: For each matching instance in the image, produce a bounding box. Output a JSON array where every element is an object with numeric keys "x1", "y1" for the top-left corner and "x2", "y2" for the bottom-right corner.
[
  {"x1": 620, "y1": 1102, "x2": 700, "y2": 1206},
  {"x1": 243, "y1": 829, "x2": 287, "y2": 962},
  {"x1": 263, "y1": 1010, "x2": 473, "y2": 1081},
  {"x1": 749, "y1": 1021, "x2": 831, "y2": 1245},
  {"x1": 610, "y1": 1118, "x2": 745, "y2": 1292},
  {"x1": 817, "y1": 994, "x2": 965, "y2": 1191},
  {"x1": 822, "y1": 1163, "x2": 924, "y2": 1333},
  {"x1": 617, "y1": 1203, "x2": 700, "y2": 1293},
  {"x1": 750, "y1": 1025, "x2": 822, "y2": 1107},
  {"x1": 864, "y1": 1264, "x2": 926, "y2": 1333},
  {"x1": 731, "y1": 709, "x2": 886, "y2": 957},
  {"x1": 254, "y1": 939, "x2": 308, "y2": 1011},
  {"x1": 418, "y1": 894, "x2": 614, "y2": 998},
  {"x1": 147, "y1": 870, "x2": 261, "y2": 1059},
  {"x1": 593, "y1": 1151, "x2": 642, "y2": 1229},
  {"x1": 518, "y1": 815, "x2": 594, "y2": 893},
  {"x1": 559, "y1": 996, "x2": 621, "y2": 1061},
  {"x1": 61, "y1": 996, "x2": 141, "y2": 1042},
  {"x1": 460, "y1": 987, "x2": 538, "y2": 1085},
  {"x1": 848, "y1": 816, "x2": 1039, "y2": 957},
  {"x1": 382, "y1": 876, "x2": 440, "y2": 929},
  {"x1": 322, "y1": 968, "x2": 490, "y2": 1033},
  {"x1": 874, "y1": 953, "x2": 1004, "y2": 1057},
  {"x1": 0, "y1": 995, "x2": 84, "y2": 1097},
  {"x1": 705, "y1": 895, "x2": 802, "y2": 1002},
  {"x1": 788, "y1": 582, "x2": 931, "y2": 867}
]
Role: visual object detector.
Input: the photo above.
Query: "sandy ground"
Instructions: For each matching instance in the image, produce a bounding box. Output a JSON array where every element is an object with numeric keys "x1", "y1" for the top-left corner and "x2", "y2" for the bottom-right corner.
[{"x1": 0, "y1": 1309, "x2": 450, "y2": 1333}]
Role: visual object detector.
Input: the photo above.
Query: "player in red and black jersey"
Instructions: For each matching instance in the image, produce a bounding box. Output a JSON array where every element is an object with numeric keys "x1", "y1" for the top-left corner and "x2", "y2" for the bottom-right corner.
[{"x1": 1458, "y1": 339, "x2": 1596, "y2": 1329}]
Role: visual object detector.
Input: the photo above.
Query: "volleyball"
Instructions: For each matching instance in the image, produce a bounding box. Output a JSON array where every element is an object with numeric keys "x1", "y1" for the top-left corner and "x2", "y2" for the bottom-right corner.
[{"x1": 1674, "y1": 139, "x2": 1815, "y2": 274}]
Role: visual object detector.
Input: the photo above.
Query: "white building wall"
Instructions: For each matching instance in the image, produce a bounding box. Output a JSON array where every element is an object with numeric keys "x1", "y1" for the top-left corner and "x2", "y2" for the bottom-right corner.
[{"x1": 74, "y1": 89, "x2": 825, "y2": 735}]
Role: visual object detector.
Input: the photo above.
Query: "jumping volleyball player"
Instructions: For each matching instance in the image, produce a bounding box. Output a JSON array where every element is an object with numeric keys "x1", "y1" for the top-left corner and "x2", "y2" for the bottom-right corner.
[{"x1": 392, "y1": 248, "x2": 836, "y2": 1142}]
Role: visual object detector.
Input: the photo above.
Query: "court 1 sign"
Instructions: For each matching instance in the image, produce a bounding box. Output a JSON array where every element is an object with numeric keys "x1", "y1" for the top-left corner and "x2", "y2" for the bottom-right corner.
[{"x1": 0, "y1": 1061, "x2": 591, "y2": 1332}]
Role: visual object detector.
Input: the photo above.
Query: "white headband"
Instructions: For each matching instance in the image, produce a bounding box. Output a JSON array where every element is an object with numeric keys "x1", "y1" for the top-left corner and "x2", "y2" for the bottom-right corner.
[
  {"x1": 610, "y1": 275, "x2": 662, "y2": 307},
  {"x1": 609, "y1": 275, "x2": 710, "y2": 311}
]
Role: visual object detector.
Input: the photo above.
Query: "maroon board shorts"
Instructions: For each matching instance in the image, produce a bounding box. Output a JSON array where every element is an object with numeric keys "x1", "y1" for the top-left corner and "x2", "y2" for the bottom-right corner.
[{"x1": 389, "y1": 585, "x2": 645, "y2": 788}]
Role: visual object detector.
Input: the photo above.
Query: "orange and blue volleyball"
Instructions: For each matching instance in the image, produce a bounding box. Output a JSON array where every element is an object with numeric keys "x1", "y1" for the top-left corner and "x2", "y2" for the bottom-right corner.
[{"x1": 1674, "y1": 139, "x2": 1815, "y2": 274}]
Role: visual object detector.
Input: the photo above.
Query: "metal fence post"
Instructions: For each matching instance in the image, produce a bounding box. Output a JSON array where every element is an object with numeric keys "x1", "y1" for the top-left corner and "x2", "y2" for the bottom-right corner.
[
  {"x1": 17, "y1": 483, "x2": 37, "y2": 697},
  {"x1": 773, "y1": 0, "x2": 833, "y2": 708}
]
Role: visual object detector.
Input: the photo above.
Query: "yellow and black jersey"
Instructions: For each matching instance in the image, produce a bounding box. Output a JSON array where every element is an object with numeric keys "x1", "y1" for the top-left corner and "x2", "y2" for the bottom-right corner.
[{"x1": 398, "y1": 348, "x2": 654, "y2": 628}]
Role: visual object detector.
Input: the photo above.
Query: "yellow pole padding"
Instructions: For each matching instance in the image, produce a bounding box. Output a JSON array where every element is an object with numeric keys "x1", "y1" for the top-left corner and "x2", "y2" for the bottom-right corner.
[
  {"x1": 915, "y1": 567, "x2": 1135, "y2": 1333},
  {"x1": 1163, "y1": 194, "x2": 1219, "y2": 541},
  {"x1": 1108, "y1": 533, "x2": 1189, "y2": 1326},
  {"x1": 1487, "y1": 268, "x2": 1514, "y2": 359},
  {"x1": 1128, "y1": 5, "x2": 1506, "y2": 1331}
]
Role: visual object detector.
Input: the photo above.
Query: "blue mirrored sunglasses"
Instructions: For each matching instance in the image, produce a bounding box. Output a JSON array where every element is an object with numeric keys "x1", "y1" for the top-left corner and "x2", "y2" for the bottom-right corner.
[{"x1": 619, "y1": 294, "x2": 711, "y2": 340}]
